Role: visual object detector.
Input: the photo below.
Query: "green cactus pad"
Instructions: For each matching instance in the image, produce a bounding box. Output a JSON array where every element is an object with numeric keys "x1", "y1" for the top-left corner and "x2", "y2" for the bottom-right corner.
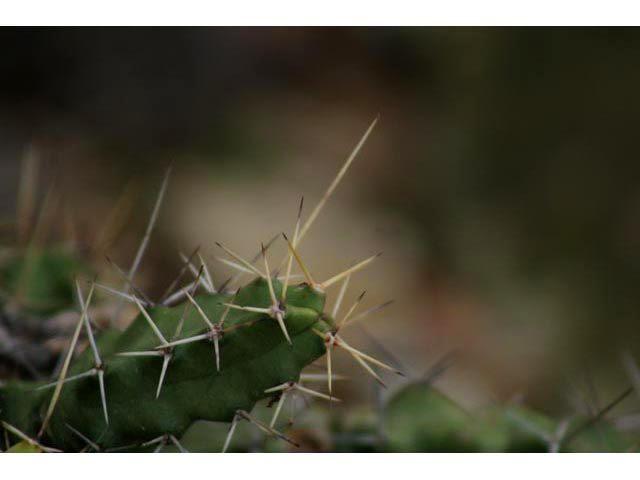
[{"x1": 0, "y1": 277, "x2": 330, "y2": 451}]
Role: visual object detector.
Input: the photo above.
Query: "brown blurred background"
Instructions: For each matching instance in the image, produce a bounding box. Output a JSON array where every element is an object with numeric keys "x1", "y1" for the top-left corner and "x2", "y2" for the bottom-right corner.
[{"x1": 1, "y1": 27, "x2": 640, "y2": 415}]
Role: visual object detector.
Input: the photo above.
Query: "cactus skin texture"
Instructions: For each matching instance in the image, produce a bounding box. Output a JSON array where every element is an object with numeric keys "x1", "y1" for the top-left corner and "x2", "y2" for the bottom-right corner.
[{"x1": 0, "y1": 277, "x2": 331, "y2": 451}]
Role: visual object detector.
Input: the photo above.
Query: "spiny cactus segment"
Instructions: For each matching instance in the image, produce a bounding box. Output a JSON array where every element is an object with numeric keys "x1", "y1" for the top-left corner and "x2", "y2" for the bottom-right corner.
[{"x1": 1, "y1": 116, "x2": 407, "y2": 452}]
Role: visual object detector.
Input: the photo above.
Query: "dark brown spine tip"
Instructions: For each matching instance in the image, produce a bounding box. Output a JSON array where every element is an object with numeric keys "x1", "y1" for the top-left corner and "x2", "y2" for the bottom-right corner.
[
  {"x1": 282, "y1": 232, "x2": 289, "y2": 241},
  {"x1": 376, "y1": 252, "x2": 384, "y2": 258},
  {"x1": 358, "y1": 291, "x2": 367, "y2": 301},
  {"x1": 298, "y1": 197, "x2": 304, "y2": 216}
]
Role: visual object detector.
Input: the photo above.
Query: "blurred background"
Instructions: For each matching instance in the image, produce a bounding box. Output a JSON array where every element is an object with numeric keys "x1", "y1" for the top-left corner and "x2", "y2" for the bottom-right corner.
[{"x1": 1, "y1": 27, "x2": 640, "y2": 417}]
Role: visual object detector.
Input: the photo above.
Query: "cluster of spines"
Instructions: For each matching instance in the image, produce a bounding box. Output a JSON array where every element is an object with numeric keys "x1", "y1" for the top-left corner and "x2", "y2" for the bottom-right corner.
[{"x1": 1, "y1": 115, "x2": 409, "y2": 453}]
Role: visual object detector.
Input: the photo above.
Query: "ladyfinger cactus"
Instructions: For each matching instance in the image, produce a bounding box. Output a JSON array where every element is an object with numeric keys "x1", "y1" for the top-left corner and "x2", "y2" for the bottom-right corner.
[{"x1": 1, "y1": 117, "x2": 404, "y2": 452}]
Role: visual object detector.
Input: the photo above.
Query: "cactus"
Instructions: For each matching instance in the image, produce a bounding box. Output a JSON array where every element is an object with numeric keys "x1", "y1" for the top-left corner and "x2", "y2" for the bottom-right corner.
[
  {"x1": 0, "y1": 276, "x2": 331, "y2": 451},
  {"x1": 382, "y1": 381, "x2": 637, "y2": 453},
  {"x1": 0, "y1": 117, "x2": 407, "y2": 452}
]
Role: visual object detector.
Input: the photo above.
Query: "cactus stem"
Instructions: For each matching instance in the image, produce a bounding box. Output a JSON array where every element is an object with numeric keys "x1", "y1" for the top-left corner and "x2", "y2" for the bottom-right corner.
[{"x1": 216, "y1": 242, "x2": 265, "y2": 279}]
